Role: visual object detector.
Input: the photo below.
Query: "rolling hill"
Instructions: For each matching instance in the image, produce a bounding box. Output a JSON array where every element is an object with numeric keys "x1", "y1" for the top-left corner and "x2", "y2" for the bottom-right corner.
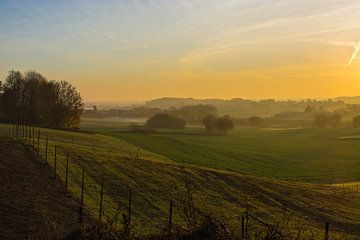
[{"x1": 1, "y1": 123, "x2": 360, "y2": 238}]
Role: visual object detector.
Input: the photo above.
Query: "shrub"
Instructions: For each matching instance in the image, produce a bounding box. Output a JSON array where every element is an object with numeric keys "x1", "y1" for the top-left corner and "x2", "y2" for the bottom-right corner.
[{"x1": 146, "y1": 114, "x2": 186, "y2": 129}]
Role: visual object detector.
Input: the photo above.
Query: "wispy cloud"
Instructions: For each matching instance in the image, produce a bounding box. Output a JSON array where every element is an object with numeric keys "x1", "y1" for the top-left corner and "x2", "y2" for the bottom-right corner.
[
  {"x1": 348, "y1": 41, "x2": 360, "y2": 66},
  {"x1": 178, "y1": 2, "x2": 360, "y2": 64},
  {"x1": 78, "y1": 24, "x2": 115, "y2": 39}
]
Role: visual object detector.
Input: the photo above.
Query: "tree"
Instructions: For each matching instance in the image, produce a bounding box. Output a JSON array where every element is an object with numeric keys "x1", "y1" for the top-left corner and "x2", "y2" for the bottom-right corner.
[
  {"x1": 314, "y1": 113, "x2": 327, "y2": 128},
  {"x1": 44, "y1": 80, "x2": 84, "y2": 128},
  {"x1": 146, "y1": 114, "x2": 186, "y2": 129},
  {"x1": 329, "y1": 113, "x2": 342, "y2": 128},
  {"x1": 353, "y1": 116, "x2": 360, "y2": 128},
  {"x1": 248, "y1": 116, "x2": 261, "y2": 127},
  {"x1": 166, "y1": 104, "x2": 217, "y2": 124},
  {"x1": 214, "y1": 117, "x2": 235, "y2": 135},
  {"x1": 305, "y1": 105, "x2": 314, "y2": 114},
  {"x1": 1, "y1": 70, "x2": 84, "y2": 128},
  {"x1": 202, "y1": 114, "x2": 216, "y2": 132}
]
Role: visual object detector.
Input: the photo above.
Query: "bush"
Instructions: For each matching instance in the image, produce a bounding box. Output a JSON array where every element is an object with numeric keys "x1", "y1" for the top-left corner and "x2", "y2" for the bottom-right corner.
[
  {"x1": 248, "y1": 116, "x2": 261, "y2": 127},
  {"x1": 202, "y1": 115, "x2": 235, "y2": 134},
  {"x1": 353, "y1": 115, "x2": 360, "y2": 128},
  {"x1": 146, "y1": 114, "x2": 186, "y2": 129}
]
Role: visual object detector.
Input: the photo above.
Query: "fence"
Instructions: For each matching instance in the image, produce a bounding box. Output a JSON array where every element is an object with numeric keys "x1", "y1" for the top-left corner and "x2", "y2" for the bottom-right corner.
[{"x1": 1, "y1": 122, "x2": 357, "y2": 238}]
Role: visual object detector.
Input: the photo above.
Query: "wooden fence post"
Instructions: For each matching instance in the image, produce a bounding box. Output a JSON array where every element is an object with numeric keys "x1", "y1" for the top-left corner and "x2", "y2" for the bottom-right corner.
[
  {"x1": 45, "y1": 138, "x2": 48, "y2": 162},
  {"x1": 37, "y1": 130, "x2": 40, "y2": 154},
  {"x1": 12, "y1": 123, "x2": 15, "y2": 137},
  {"x1": 65, "y1": 154, "x2": 69, "y2": 192},
  {"x1": 32, "y1": 128, "x2": 35, "y2": 146},
  {"x1": 54, "y1": 146, "x2": 57, "y2": 177},
  {"x1": 79, "y1": 169, "x2": 85, "y2": 223},
  {"x1": 28, "y1": 125, "x2": 31, "y2": 142},
  {"x1": 245, "y1": 197, "x2": 248, "y2": 240},
  {"x1": 168, "y1": 201, "x2": 173, "y2": 239},
  {"x1": 99, "y1": 178, "x2": 104, "y2": 221},
  {"x1": 128, "y1": 189, "x2": 132, "y2": 228},
  {"x1": 324, "y1": 222, "x2": 329, "y2": 240},
  {"x1": 357, "y1": 184, "x2": 359, "y2": 193},
  {"x1": 241, "y1": 214, "x2": 245, "y2": 240}
]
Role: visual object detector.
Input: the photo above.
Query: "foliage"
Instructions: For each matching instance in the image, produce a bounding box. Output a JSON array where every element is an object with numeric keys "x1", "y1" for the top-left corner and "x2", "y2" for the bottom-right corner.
[
  {"x1": 313, "y1": 113, "x2": 328, "y2": 128},
  {"x1": 83, "y1": 104, "x2": 217, "y2": 124},
  {"x1": 248, "y1": 116, "x2": 261, "y2": 127},
  {"x1": 166, "y1": 104, "x2": 218, "y2": 124},
  {"x1": 202, "y1": 115, "x2": 235, "y2": 134},
  {"x1": 353, "y1": 115, "x2": 360, "y2": 128},
  {"x1": 202, "y1": 114, "x2": 216, "y2": 132},
  {"x1": 145, "y1": 97, "x2": 349, "y2": 118},
  {"x1": 146, "y1": 114, "x2": 186, "y2": 129},
  {"x1": 0, "y1": 70, "x2": 84, "y2": 128},
  {"x1": 314, "y1": 112, "x2": 342, "y2": 128}
]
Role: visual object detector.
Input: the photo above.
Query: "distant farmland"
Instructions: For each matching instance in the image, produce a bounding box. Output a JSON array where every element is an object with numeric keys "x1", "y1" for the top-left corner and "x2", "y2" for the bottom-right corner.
[{"x1": 85, "y1": 119, "x2": 360, "y2": 184}]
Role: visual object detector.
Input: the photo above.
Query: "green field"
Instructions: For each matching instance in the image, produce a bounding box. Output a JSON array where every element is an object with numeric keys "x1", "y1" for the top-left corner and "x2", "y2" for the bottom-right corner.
[
  {"x1": 88, "y1": 121, "x2": 360, "y2": 184},
  {"x1": 1, "y1": 121, "x2": 360, "y2": 237}
]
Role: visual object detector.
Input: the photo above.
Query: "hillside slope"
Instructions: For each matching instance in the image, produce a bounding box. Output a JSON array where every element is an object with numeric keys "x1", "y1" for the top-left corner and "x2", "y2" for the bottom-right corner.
[
  {"x1": 0, "y1": 137, "x2": 79, "y2": 239},
  {"x1": 1, "y1": 124, "x2": 360, "y2": 238}
]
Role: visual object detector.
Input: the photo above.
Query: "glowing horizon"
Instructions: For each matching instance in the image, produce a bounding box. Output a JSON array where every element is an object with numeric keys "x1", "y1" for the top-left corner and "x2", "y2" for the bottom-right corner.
[{"x1": 1, "y1": 0, "x2": 360, "y2": 102}]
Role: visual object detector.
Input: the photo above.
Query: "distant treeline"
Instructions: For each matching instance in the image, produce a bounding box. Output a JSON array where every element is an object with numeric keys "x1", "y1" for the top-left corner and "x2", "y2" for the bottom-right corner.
[
  {"x1": 145, "y1": 97, "x2": 355, "y2": 118},
  {"x1": 83, "y1": 104, "x2": 217, "y2": 124},
  {"x1": 0, "y1": 70, "x2": 84, "y2": 128}
]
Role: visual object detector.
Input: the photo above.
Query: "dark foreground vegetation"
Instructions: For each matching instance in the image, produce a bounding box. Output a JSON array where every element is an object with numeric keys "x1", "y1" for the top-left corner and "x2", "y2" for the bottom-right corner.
[
  {"x1": 0, "y1": 70, "x2": 84, "y2": 128},
  {"x1": 65, "y1": 214, "x2": 328, "y2": 240}
]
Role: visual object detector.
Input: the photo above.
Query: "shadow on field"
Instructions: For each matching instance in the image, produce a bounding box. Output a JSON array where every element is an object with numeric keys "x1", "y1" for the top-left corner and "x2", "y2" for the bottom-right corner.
[{"x1": 0, "y1": 137, "x2": 79, "y2": 239}]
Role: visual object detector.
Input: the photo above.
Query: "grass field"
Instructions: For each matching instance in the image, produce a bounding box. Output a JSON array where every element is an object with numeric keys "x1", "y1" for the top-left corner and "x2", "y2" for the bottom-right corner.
[
  {"x1": 100, "y1": 125, "x2": 360, "y2": 184},
  {"x1": 2, "y1": 121, "x2": 360, "y2": 238}
]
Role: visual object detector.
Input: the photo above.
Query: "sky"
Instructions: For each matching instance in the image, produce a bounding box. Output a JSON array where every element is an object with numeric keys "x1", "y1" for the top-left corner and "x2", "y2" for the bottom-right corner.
[{"x1": 0, "y1": 0, "x2": 360, "y2": 102}]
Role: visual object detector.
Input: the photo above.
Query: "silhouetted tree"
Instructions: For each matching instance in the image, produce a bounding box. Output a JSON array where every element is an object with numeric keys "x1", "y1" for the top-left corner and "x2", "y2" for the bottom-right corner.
[
  {"x1": 1, "y1": 70, "x2": 84, "y2": 128},
  {"x1": 214, "y1": 117, "x2": 235, "y2": 135},
  {"x1": 44, "y1": 80, "x2": 84, "y2": 128},
  {"x1": 146, "y1": 114, "x2": 186, "y2": 129},
  {"x1": 202, "y1": 114, "x2": 216, "y2": 132},
  {"x1": 248, "y1": 116, "x2": 261, "y2": 127},
  {"x1": 305, "y1": 105, "x2": 315, "y2": 114},
  {"x1": 166, "y1": 104, "x2": 217, "y2": 124},
  {"x1": 353, "y1": 116, "x2": 360, "y2": 128},
  {"x1": 329, "y1": 113, "x2": 342, "y2": 128},
  {"x1": 314, "y1": 113, "x2": 327, "y2": 128}
]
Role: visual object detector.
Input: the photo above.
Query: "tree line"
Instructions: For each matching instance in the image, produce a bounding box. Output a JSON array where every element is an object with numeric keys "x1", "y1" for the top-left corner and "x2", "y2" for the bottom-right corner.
[
  {"x1": 129, "y1": 113, "x2": 235, "y2": 135},
  {"x1": 84, "y1": 104, "x2": 218, "y2": 125},
  {"x1": 0, "y1": 70, "x2": 84, "y2": 128}
]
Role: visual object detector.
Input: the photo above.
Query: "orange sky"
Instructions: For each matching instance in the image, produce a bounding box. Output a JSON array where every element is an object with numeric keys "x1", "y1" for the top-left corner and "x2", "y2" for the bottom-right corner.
[{"x1": 1, "y1": 1, "x2": 360, "y2": 101}]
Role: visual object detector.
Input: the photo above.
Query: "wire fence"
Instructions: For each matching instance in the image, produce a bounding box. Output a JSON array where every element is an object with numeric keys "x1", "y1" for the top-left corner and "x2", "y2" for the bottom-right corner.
[{"x1": 1, "y1": 122, "x2": 360, "y2": 238}]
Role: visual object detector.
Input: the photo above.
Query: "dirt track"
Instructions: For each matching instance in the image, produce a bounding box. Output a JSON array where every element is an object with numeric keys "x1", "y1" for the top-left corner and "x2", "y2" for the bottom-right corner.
[{"x1": 0, "y1": 137, "x2": 78, "y2": 239}]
